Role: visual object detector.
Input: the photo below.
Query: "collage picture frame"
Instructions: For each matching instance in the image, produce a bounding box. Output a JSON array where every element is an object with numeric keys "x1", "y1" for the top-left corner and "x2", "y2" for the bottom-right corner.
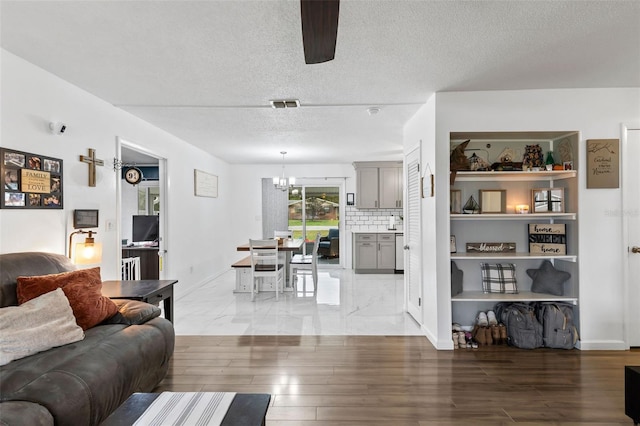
[{"x1": 1, "y1": 147, "x2": 63, "y2": 209}]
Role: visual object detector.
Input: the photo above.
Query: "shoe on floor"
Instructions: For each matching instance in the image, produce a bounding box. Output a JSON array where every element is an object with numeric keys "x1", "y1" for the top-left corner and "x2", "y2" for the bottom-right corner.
[
  {"x1": 458, "y1": 331, "x2": 466, "y2": 348},
  {"x1": 491, "y1": 325, "x2": 501, "y2": 344},
  {"x1": 472, "y1": 325, "x2": 487, "y2": 345},
  {"x1": 452, "y1": 323, "x2": 462, "y2": 332},
  {"x1": 484, "y1": 326, "x2": 493, "y2": 345},
  {"x1": 477, "y1": 311, "x2": 489, "y2": 327},
  {"x1": 487, "y1": 310, "x2": 498, "y2": 326},
  {"x1": 452, "y1": 332, "x2": 459, "y2": 349}
]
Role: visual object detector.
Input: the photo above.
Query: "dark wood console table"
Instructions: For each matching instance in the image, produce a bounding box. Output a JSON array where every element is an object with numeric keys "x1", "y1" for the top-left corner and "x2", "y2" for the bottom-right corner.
[{"x1": 102, "y1": 279, "x2": 176, "y2": 324}]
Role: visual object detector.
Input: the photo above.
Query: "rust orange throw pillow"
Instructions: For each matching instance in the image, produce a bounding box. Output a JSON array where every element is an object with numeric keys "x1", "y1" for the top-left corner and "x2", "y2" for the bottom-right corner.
[{"x1": 17, "y1": 267, "x2": 117, "y2": 330}]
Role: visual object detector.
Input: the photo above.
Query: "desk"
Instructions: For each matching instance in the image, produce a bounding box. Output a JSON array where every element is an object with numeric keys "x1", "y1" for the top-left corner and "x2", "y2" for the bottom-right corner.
[
  {"x1": 121, "y1": 247, "x2": 159, "y2": 280},
  {"x1": 236, "y1": 239, "x2": 303, "y2": 291},
  {"x1": 102, "y1": 280, "x2": 176, "y2": 323}
]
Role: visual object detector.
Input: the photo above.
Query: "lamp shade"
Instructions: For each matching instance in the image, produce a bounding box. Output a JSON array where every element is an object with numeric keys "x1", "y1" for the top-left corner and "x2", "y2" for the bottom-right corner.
[{"x1": 74, "y1": 242, "x2": 102, "y2": 265}]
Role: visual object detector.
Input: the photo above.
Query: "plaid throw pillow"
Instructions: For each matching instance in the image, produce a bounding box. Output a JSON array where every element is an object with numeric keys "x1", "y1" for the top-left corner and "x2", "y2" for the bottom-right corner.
[{"x1": 480, "y1": 263, "x2": 518, "y2": 294}]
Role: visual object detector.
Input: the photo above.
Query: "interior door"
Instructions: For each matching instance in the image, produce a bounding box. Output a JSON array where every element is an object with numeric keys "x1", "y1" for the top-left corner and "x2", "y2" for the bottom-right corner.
[
  {"x1": 624, "y1": 125, "x2": 640, "y2": 347},
  {"x1": 405, "y1": 147, "x2": 422, "y2": 323}
]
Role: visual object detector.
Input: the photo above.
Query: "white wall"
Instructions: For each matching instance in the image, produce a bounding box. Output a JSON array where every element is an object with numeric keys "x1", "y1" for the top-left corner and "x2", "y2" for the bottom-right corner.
[
  {"x1": 0, "y1": 49, "x2": 233, "y2": 300},
  {"x1": 433, "y1": 88, "x2": 640, "y2": 350}
]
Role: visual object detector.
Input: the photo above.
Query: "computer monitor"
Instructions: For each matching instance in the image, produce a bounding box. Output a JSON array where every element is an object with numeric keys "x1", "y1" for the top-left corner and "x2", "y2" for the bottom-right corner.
[{"x1": 132, "y1": 215, "x2": 159, "y2": 243}]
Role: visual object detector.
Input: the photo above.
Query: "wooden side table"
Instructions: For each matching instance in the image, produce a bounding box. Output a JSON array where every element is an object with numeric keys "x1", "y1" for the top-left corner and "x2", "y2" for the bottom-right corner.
[
  {"x1": 102, "y1": 280, "x2": 177, "y2": 324},
  {"x1": 627, "y1": 366, "x2": 640, "y2": 425}
]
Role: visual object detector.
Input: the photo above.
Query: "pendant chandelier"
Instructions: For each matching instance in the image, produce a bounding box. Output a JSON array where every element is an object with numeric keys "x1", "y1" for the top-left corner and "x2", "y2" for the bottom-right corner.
[{"x1": 273, "y1": 151, "x2": 295, "y2": 191}]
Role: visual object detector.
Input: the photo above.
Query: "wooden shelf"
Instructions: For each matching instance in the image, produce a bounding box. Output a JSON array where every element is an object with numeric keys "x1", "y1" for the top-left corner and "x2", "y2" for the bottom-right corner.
[
  {"x1": 452, "y1": 291, "x2": 578, "y2": 304},
  {"x1": 452, "y1": 170, "x2": 577, "y2": 182},
  {"x1": 451, "y1": 212, "x2": 576, "y2": 220},
  {"x1": 450, "y1": 252, "x2": 577, "y2": 262}
]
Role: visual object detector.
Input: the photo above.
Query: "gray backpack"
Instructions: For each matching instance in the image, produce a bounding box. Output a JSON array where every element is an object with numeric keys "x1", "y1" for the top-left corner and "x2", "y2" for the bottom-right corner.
[
  {"x1": 535, "y1": 302, "x2": 579, "y2": 349},
  {"x1": 496, "y1": 303, "x2": 543, "y2": 349}
]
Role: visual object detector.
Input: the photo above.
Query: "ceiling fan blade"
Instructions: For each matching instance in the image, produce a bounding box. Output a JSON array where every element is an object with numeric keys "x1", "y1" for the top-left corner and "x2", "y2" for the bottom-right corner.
[{"x1": 300, "y1": 0, "x2": 340, "y2": 64}]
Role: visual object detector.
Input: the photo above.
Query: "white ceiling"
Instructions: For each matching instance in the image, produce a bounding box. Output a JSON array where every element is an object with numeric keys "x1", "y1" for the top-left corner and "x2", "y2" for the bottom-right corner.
[{"x1": 2, "y1": 1, "x2": 639, "y2": 165}]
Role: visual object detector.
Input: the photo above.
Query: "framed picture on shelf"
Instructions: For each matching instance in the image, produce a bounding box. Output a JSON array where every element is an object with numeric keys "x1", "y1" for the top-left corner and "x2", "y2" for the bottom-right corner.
[
  {"x1": 450, "y1": 189, "x2": 461, "y2": 213},
  {"x1": 450, "y1": 235, "x2": 457, "y2": 253},
  {"x1": 531, "y1": 188, "x2": 564, "y2": 213},
  {"x1": 479, "y1": 189, "x2": 506, "y2": 213}
]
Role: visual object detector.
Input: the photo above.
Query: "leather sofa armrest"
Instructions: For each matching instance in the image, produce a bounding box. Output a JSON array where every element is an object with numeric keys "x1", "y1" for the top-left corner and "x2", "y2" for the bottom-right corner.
[
  {"x1": 103, "y1": 299, "x2": 161, "y2": 325},
  {"x1": 0, "y1": 401, "x2": 53, "y2": 425}
]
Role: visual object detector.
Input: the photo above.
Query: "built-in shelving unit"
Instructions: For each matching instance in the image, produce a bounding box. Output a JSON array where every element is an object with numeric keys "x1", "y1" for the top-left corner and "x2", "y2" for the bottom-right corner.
[
  {"x1": 449, "y1": 131, "x2": 580, "y2": 330},
  {"x1": 451, "y1": 213, "x2": 577, "y2": 221},
  {"x1": 453, "y1": 170, "x2": 576, "y2": 182}
]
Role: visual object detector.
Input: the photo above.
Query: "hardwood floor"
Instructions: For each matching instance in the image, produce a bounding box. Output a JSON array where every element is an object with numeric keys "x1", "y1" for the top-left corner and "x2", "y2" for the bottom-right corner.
[{"x1": 156, "y1": 336, "x2": 639, "y2": 425}]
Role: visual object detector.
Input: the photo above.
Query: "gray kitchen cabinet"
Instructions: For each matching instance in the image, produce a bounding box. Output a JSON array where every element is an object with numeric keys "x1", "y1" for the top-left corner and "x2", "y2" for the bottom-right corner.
[
  {"x1": 379, "y1": 167, "x2": 403, "y2": 208},
  {"x1": 354, "y1": 161, "x2": 402, "y2": 209},
  {"x1": 354, "y1": 233, "x2": 398, "y2": 273},
  {"x1": 377, "y1": 234, "x2": 396, "y2": 270},
  {"x1": 354, "y1": 233, "x2": 378, "y2": 269},
  {"x1": 356, "y1": 168, "x2": 379, "y2": 208}
]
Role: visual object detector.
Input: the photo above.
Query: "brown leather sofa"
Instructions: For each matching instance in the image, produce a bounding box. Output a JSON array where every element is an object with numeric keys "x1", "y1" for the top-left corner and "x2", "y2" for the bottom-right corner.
[{"x1": 0, "y1": 252, "x2": 175, "y2": 426}]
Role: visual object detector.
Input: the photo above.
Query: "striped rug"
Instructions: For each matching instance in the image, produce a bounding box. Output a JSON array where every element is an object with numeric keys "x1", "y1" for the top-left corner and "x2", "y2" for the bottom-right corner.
[{"x1": 133, "y1": 392, "x2": 236, "y2": 426}]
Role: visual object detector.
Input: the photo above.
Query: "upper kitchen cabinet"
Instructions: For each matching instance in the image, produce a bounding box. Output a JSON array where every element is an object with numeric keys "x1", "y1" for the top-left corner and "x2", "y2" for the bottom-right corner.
[{"x1": 354, "y1": 161, "x2": 403, "y2": 209}]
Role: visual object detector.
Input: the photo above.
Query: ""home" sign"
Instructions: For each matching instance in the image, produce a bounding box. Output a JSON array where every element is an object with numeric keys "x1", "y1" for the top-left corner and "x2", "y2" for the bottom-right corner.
[{"x1": 529, "y1": 223, "x2": 566, "y2": 255}]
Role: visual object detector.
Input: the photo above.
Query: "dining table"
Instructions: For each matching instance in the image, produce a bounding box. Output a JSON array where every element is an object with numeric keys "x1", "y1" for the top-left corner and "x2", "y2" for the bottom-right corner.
[{"x1": 236, "y1": 238, "x2": 304, "y2": 289}]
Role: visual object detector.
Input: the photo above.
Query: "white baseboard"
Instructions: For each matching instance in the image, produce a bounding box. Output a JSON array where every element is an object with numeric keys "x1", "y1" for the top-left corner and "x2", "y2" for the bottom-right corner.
[
  {"x1": 577, "y1": 339, "x2": 628, "y2": 350},
  {"x1": 420, "y1": 325, "x2": 455, "y2": 350}
]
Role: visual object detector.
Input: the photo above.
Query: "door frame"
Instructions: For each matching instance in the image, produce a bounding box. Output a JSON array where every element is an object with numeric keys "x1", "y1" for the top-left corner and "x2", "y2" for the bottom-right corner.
[
  {"x1": 290, "y1": 178, "x2": 345, "y2": 269},
  {"x1": 115, "y1": 137, "x2": 169, "y2": 279},
  {"x1": 404, "y1": 145, "x2": 422, "y2": 322},
  {"x1": 621, "y1": 122, "x2": 640, "y2": 348}
]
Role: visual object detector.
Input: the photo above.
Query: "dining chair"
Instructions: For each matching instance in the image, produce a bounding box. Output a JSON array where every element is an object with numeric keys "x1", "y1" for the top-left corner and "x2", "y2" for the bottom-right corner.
[
  {"x1": 289, "y1": 233, "x2": 320, "y2": 294},
  {"x1": 121, "y1": 257, "x2": 141, "y2": 280},
  {"x1": 249, "y1": 239, "x2": 284, "y2": 301},
  {"x1": 273, "y1": 230, "x2": 293, "y2": 282}
]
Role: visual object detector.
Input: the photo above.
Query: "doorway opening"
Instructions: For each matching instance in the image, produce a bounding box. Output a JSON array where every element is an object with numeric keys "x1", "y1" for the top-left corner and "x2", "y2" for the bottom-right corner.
[
  {"x1": 116, "y1": 138, "x2": 168, "y2": 280},
  {"x1": 288, "y1": 183, "x2": 342, "y2": 267}
]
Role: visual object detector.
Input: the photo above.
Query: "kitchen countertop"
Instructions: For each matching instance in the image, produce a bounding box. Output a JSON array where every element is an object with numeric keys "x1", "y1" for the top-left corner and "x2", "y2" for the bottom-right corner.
[{"x1": 351, "y1": 230, "x2": 403, "y2": 234}]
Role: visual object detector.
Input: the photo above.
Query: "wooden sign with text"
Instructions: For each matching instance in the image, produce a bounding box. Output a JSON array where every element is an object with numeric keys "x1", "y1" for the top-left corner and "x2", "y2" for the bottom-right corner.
[
  {"x1": 587, "y1": 139, "x2": 619, "y2": 189},
  {"x1": 466, "y1": 242, "x2": 516, "y2": 253},
  {"x1": 528, "y1": 223, "x2": 566, "y2": 255}
]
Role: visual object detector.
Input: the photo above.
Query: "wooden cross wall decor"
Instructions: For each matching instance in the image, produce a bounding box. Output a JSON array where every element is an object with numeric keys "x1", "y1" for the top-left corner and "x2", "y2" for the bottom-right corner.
[{"x1": 79, "y1": 148, "x2": 104, "y2": 187}]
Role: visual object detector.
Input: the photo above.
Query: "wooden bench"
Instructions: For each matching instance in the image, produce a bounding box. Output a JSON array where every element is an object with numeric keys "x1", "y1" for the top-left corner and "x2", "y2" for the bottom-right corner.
[
  {"x1": 231, "y1": 256, "x2": 252, "y2": 292},
  {"x1": 231, "y1": 256, "x2": 284, "y2": 293}
]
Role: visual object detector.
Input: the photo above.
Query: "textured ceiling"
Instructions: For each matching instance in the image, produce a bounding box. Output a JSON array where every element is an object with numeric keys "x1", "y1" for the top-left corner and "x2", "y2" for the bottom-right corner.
[{"x1": 2, "y1": 1, "x2": 639, "y2": 164}]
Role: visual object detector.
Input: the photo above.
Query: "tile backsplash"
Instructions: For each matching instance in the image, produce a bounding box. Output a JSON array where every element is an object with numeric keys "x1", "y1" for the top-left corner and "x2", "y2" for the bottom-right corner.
[{"x1": 345, "y1": 206, "x2": 403, "y2": 232}]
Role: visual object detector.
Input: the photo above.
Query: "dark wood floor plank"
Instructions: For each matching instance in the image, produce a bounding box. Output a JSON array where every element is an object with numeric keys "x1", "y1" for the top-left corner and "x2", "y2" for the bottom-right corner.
[{"x1": 155, "y1": 336, "x2": 639, "y2": 424}]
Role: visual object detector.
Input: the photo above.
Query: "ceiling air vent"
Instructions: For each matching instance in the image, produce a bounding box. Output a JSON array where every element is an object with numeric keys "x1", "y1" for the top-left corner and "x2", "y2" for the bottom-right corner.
[{"x1": 270, "y1": 99, "x2": 300, "y2": 109}]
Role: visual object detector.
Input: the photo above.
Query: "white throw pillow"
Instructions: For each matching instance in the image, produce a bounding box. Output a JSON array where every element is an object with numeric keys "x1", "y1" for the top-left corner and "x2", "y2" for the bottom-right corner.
[{"x1": 0, "y1": 288, "x2": 84, "y2": 366}]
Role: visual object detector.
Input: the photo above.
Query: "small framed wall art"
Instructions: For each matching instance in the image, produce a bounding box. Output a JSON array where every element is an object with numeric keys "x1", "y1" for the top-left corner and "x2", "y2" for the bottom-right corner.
[
  {"x1": 1, "y1": 147, "x2": 63, "y2": 209},
  {"x1": 194, "y1": 169, "x2": 218, "y2": 198}
]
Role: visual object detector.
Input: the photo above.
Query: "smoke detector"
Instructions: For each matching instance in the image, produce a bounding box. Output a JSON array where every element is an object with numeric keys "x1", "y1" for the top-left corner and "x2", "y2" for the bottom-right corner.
[
  {"x1": 367, "y1": 107, "x2": 380, "y2": 116},
  {"x1": 270, "y1": 99, "x2": 300, "y2": 109}
]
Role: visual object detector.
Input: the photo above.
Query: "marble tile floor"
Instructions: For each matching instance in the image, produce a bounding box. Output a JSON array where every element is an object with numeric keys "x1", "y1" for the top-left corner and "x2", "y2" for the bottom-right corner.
[{"x1": 172, "y1": 268, "x2": 423, "y2": 336}]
